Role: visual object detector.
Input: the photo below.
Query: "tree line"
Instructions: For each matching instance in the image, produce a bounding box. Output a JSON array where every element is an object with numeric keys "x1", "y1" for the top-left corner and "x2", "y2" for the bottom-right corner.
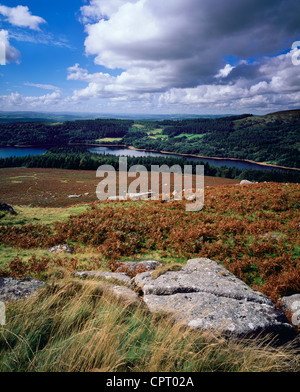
[
  {"x1": 0, "y1": 112, "x2": 299, "y2": 169},
  {"x1": 0, "y1": 146, "x2": 299, "y2": 183},
  {"x1": 0, "y1": 119, "x2": 133, "y2": 146}
]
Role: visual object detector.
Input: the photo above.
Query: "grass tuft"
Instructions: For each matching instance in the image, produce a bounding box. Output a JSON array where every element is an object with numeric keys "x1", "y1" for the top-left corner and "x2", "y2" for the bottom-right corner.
[
  {"x1": 151, "y1": 264, "x2": 183, "y2": 279},
  {"x1": 0, "y1": 277, "x2": 299, "y2": 372}
]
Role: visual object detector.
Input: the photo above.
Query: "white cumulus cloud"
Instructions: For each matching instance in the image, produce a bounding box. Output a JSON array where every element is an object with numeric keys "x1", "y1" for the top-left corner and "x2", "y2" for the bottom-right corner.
[
  {"x1": 0, "y1": 90, "x2": 62, "y2": 109},
  {"x1": 69, "y1": 0, "x2": 300, "y2": 112},
  {"x1": 0, "y1": 4, "x2": 46, "y2": 30}
]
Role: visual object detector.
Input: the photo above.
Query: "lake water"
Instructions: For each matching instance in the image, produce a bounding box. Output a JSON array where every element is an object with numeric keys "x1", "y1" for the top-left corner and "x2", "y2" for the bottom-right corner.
[
  {"x1": 0, "y1": 147, "x2": 47, "y2": 159},
  {"x1": 89, "y1": 146, "x2": 292, "y2": 173},
  {"x1": 0, "y1": 146, "x2": 295, "y2": 173}
]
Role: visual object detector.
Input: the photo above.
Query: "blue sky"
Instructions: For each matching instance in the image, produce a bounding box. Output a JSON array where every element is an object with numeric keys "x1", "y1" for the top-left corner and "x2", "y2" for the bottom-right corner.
[
  {"x1": 0, "y1": 1, "x2": 300, "y2": 114},
  {"x1": 0, "y1": 1, "x2": 93, "y2": 100}
]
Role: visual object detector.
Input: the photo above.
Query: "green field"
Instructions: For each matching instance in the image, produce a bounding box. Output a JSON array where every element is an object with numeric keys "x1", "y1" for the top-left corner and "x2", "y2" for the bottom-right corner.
[{"x1": 96, "y1": 137, "x2": 123, "y2": 142}]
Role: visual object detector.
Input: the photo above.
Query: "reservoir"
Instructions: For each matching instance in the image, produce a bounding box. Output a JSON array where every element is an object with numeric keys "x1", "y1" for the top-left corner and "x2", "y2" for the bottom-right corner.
[
  {"x1": 0, "y1": 146, "x2": 297, "y2": 173},
  {"x1": 89, "y1": 146, "x2": 295, "y2": 173},
  {"x1": 0, "y1": 147, "x2": 47, "y2": 159}
]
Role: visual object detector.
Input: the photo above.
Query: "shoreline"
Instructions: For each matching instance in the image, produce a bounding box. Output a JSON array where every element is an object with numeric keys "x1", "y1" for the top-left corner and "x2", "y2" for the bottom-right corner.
[
  {"x1": 2, "y1": 143, "x2": 299, "y2": 172},
  {"x1": 127, "y1": 146, "x2": 300, "y2": 172}
]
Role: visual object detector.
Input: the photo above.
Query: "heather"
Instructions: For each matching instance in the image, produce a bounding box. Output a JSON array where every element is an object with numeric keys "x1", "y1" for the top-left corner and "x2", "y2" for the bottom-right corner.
[{"x1": 1, "y1": 182, "x2": 299, "y2": 303}]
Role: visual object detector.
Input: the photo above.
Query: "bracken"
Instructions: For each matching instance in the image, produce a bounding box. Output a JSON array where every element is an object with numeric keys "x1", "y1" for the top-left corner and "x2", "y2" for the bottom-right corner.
[{"x1": 0, "y1": 182, "x2": 299, "y2": 302}]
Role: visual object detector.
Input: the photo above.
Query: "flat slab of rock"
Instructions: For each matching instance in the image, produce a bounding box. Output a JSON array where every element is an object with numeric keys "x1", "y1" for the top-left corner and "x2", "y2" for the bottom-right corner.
[
  {"x1": 135, "y1": 258, "x2": 271, "y2": 304},
  {"x1": 0, "y1": 277, "x2": 45, "y2": 302},
  {"x1": 134, "y1": 258, "x2": 297, "y2": 342}
]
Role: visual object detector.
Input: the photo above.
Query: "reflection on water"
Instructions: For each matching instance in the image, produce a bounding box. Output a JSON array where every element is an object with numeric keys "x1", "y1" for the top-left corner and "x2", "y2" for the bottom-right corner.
[
  {"x1": 0, "y1": 147, "x2": 47, "y2": 159},
  {"x1": 89, "y1": 147, "x2": 290, "y2": 172},
  {"x1": 0, "y1": 146, "x2": 293, "y2": 173}
]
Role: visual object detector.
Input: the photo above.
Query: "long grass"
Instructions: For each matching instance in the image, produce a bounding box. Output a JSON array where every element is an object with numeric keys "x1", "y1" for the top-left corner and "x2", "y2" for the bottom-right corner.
[{"x1": 0, "y1": 275, "x2": 299, "y2": 372}]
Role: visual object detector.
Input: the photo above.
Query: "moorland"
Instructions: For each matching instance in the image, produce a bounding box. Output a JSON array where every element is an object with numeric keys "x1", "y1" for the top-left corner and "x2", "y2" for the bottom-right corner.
[{"x1": 0, "y1": 110, "x2": 299, "y2": 372}]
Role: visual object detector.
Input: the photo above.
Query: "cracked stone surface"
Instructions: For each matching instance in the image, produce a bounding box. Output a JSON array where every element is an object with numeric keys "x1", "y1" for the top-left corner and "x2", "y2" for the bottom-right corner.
[
  {"x1": 0, "y1": 277, "x2": 45, "y2": 302},
  {"x1": 134, "y1": 258, "x2": 297, "y2": 341},
  {"x1": 135, "y1": 258, "x2": 272, "y2": 304}
]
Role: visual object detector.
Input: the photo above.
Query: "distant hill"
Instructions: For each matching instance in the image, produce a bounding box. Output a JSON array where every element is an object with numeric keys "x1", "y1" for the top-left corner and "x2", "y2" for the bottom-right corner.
[
  {"x1": 235, "y1": 108, "x2": 300, "y2": 126},
  {"x1": 231, "y1": 111, "x2": 299, "y2": 168},
  {"x1": 266, "y1": 109, "x2": 300, "y2": 117},
  {"x1": 0, "y1": 111, "x2": 237, "y2": 123},
  {"x1": 0, "y1": 109, "x2": 298, "y2": 169},
  {"x1": 0, "y1": 111, "x2": 98, "y2": 123},
  {"x1": 128, "y1": 110, "x2": 300, "y2": 169}
]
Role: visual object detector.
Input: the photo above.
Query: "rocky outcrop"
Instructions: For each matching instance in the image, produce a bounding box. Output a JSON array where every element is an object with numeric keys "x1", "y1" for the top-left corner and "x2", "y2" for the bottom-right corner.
[
  {"x1": 109, "y1": 285, "x2": 141, "y2": 307},
  {"x1": 108, "y1": 192, "x2": 156, "y2": 201},
  {"x1": 115, "y1": 260, "x2": 163, "y2": 277},
  {"x1": 0, "y1": 202, "x2": 16, "y2": 215},
  {"x1": 0, "y1": 277, "x2": 45, "y2": 302},
  {"x1": 280, "y1": 294, "x2": 300, "y2": 328},
  {"x1": 48, "y1": 244, "x2": 72, "y2": 254},
  {"x1": 134, "y1": 258, "x2": 297, "y2": 343},
  {"x1": 75, "y1": 258, "x2": 298, "y2": 344},
  {"x1": 126, "y1": 192, "x2": 155, "y2": 201},
  {"x1": 4, "y1": 257, "x2": 295, "y2": 344},
  {"x1": 240, "y1": 180, "x2": 253, "y2": 185}
]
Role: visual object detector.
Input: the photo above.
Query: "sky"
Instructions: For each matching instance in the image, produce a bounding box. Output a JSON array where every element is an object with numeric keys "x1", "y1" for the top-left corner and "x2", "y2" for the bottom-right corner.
[{"x1": 0, "y1": 0, "x2": 300, "y2": 115}]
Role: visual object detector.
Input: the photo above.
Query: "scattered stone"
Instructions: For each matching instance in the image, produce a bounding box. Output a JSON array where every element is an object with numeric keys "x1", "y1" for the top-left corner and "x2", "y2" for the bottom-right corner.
[
  {"x1": 186, "y1": 194, "x2": 196, "y2": 201},
  {"x1": 0, "y1": 202, "x2": 16, "y2": 215},
  {"x1": 280, "y1": 294, "x2": 300, "y2": 327},
  {"x1": 48, "y1": 244, "x2": 72, "y2": 254},
  {"x1": 0, "y1": 277, "x2": 45, "y2": 302},
  {"x1": 126, "y1": 192, "x2": 155, "y2": 201},
  {"x1": 115, "y1": 260, "x2": 164, "y2": 277},
  {"x1": 261, "y1": 232, "x2": 284, "y2": 240},
  {"x1": 68, "y1": 194, "x2": 82, "y2": 198},
  {"x1": 240, "y1": 180, "x2": 253, "y2": 185},
  {"x1": 160, "y1": 193, "x2": 171, "y2": 202},
  {"x1": 108, "y1": 196, "x2": 127, "y2": 201},
  {"x1": 134, "y1": 258, "x2": 297, "y2": 343}
]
